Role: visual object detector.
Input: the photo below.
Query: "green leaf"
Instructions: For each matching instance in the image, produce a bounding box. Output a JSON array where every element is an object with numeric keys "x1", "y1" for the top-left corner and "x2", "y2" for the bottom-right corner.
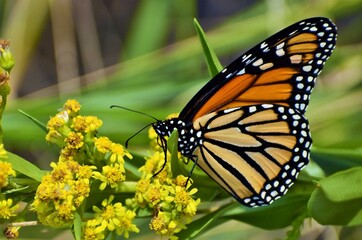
[
  {"x1": 73, "y1": 212, "x2": 82, "y2": 240},
  {"x1": 286, "y1": 211, "x2": 308, "y2": 240},
  {"x1": 167, "y1": 130, "x2": 190, "y2": 178},
  {"x1": 4, "y1": 152, "x2": 46, "y2": 182},
  {"x1": 18, "y1": 109, "x2": 47, "y2": 133},
  {"x1": 311, "y1": 147, "x2": 362, "y2": 175},
  {"x1": 319, "y1": 167, "x2": 362, "y2": 202},
  {"x1": 176, "y1": 202, "x2": 238, "y2": 239},
  {"x1": 193, "y1": 18, "x2": 223, "y2": 77},
  {"x1": 309, "y1": 186, "x2": 362, "y2": 226},
  {"x1": 223, "y1": 186, "x2": 312, "y2": 230}
]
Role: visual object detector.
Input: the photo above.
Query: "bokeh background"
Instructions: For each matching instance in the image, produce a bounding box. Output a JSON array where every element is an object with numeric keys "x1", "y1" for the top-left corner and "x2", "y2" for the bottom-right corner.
[{"x1": 1, "y1": 0, "x2": 361, "y2": 239}]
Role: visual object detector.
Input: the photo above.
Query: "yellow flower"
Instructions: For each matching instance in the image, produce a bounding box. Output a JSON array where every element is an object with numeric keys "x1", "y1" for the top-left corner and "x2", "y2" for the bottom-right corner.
[
  {"x1": 0, "y1": 160, "x2": 15, "y2": 188},
  {"x1": 129, "y1": 138, "x2": 200, "y2": 239},
  {"x1": 71, "y1": 115, "x2": 88, "y2": 133},
  {"x1": 140, "y1": 151, "x2": 168, "y2": 176},
  {"x1": 83, "y1": 219, "x2": 105, "y2": 240},
  {"x1": 65, "y1": 132, "x2": 84, "y2": 149},
  {"x1": 94, "y1": 137, "x2": 113, "y2": 154},
  {"x1": 63, "y1": 99, "x2": 81, "y2": 115},
  {"x1": 93, "y1": 163, "x2": 125, "y2": 190},
  {"x1": 0, "y1": 199, "x2": 19, "y2": 219},
  {"x1": 47, "y1": 114, "x2": 66, "y2": 130},
  {"x1": 73, "y1": 178, "x2": 91, "y2": 207},
  {"x1": 59, "y1": 147, "x2": 77, "y2": 161},
  {"x1": 56, "y1": 195, "x2": 76, "y2": 220},
  {"x1": 3, "y1": 226, "x2": 20, "y2": 239},
  {"x1": 77, "y1": 165, "x2": 95, "y2": 179},
  {"x1": 33, "y1": 160, "x2": 91, "y2": 227},
  {"x1": 150, "y1": 210, "x2": 184, "y2": 238},
  {"x1": 85, "y1": 116, "x2": 103, "y2": 132},
  {"x1": 0, "y1": 143, "x2": 8, "y2": 158},
  {"x1": 110, "y1": 143, "x2": 132, "y2": 163},
  {"x1": 72, "y1": 116, "x2": 102, "y2": 133},
  {"x1": 92, "y1": 195, "x2": 139, "y2": 238},
  {"x1": 45, "y1": 129, "x2": 64, "y2": 145}
]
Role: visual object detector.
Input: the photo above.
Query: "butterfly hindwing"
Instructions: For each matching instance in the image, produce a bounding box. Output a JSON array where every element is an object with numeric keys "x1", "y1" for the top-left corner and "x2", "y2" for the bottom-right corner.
[
  {"x1": 192, "y1": 104, "x2": 311, "y2": 207},
  {"x1": 180, "y1": 17, "x2": 337, "y2": 122}
]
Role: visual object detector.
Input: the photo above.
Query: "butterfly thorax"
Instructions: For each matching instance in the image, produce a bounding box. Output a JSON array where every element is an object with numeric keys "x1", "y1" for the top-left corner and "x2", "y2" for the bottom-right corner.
[{"x1": 153, "y1": 118, "x2": 201, "y2": 156}]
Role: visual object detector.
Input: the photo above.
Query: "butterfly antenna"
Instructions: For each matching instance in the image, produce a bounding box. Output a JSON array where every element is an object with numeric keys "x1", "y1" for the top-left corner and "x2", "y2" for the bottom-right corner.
[
  {"x1": 110, "y1": 105, "x2": 159, "y2": 148},
  {"x1": 110, "y1": 105, "x2": 159, "y2": 122},
  {"x1": 125, "y1": 123, "x2": 153, "y2": 148}
]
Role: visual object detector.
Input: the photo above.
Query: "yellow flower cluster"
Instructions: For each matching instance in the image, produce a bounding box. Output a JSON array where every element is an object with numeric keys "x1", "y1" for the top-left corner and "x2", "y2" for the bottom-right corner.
[
  {"x1": 83, "y1": 195, "x2": 139, "y2": 240},
  {"x1": 32, "y1": 160, "x2": 94, "y2": 227},
  {"x1": 0, "y1": 157, "x2": 19, "y2": 221},
  {"x1": 0, "y1": 159, "x2": 15, "y2": 188},
  {"x1": 127, "y1": 124, "x2": 201, "y2": 239},
  {"x1": 0, "y1": 198, "x2": 19, "y2": 220},
  {"x1": 33, "y1": 99, "x2": 139, "y2": 239}
]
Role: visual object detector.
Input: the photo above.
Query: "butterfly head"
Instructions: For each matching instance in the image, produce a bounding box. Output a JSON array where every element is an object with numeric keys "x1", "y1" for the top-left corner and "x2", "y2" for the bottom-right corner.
[{"x1": 152, "y1": 118, "x2": 186, "y2": 137}]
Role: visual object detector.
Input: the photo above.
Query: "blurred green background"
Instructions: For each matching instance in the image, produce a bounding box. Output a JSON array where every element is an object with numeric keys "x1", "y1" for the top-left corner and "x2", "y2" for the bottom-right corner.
[{"x1": 0, "y1": 0, "x2": 361, "y2": 239}]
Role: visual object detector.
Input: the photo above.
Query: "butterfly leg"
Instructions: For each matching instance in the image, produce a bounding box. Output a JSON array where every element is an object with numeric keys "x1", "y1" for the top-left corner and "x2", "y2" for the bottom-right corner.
[
  {"x1": 185, "y1": 154, "x2": 198, "y2": 187},
  {"x1": 153, "y1": 136, "x2": 168, "y2": 177}
]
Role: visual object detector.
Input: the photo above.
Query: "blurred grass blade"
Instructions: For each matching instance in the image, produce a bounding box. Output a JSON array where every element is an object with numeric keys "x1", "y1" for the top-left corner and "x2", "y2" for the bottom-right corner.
[
  {"x1": 175, "y1": 202, "x2": 238, "y2": 239},
  {"x1": 311, "y1": 147, "x2": 362, "y2": 175},
  {"x1": 5, "y1": 152, "x2": 46, "y2": 182},
  {"x1": 123, "y1": 0, "x2": 171, "y2": 59},
  {"x1": 18, "y1": 109, "x2": 47, "y2": 133},
  {"x1": 194, "y1": 18, "x2": 223, "y2": 77}
]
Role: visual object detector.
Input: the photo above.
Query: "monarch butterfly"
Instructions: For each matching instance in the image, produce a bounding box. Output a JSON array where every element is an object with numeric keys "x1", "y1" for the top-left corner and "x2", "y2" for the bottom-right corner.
[{"x1": 152, "y1": 17, "x2": 337, "y2": 207}]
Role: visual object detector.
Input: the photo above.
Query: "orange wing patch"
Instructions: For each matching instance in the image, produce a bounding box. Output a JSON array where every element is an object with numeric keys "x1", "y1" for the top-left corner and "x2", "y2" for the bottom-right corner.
[
  {"x1": 191, "y1": 67, "x2": 297, "y2": 121},
  {"x1": 192, "y1": 74, "x2": 257, "y2": 120}
]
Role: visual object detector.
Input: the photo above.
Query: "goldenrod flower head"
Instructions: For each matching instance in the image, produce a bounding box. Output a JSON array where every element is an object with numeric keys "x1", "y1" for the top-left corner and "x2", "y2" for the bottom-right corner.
[
  {"x1": 94, "y1": 137, "x2": 113, "y2": 154},
  {"x1": 65, "y1": 132, "x2": 84, "y2": 149},
  {"x1": 91, "y1": 195, "x2": 139, "y2": 238},
  {"x1": 38, "y1": 99, "x2": 138, "y2": 236},
  {"x1": 93, "y1": 163, "x2": 125, "y2": 190},
  {"x1": 0, "y1": 160, "x2": 15, "y2": 188},
  {"x1": 167, "y1": 184, "x2": 200, "y2": 216},
  {"x1": 110, "y1": 143, "x2": 132, "y2": 163},
  {"x1": 150, "y1": 210, "x2": 185, "y2": 238},
  {"x1": 0, "y1": 198, "x2": 19, "y2": 219},
  {"x1": 166, "y1": 113, "x2": 179, "y2": 119},
  {"x1": 94, "y1": 137, "x2": 132, "y2": 166},
  {"x1": 3, "y1": 226, "x2": 20, "y2": 239},
  {"x1": 48, "y1": 112, "x2": 67, "y2": 129},
  {"x1": 63, "y1": 99, "x2": 81, "y2": 116},
  {"x1": 83, "y1": 219, "x2": 105, "y2": 240},
  {"x1": 71, "y1": 115, "x2": 88, "y2": 132},
  {"x1": 129, "y1": 126, "x2": 201, "y2": 239},
  {"x1": 85, "y1": 116, "x2": 103, "y2": 132},
  {"x1": 139, "y1": 151, "x2": 169, "y2": 177},
  {"x1": 33, "y1": 160, "x2": 92, "y2": 227},
  {"x1": 0, "y1": 143, "x2": 8, "y2": 158}
]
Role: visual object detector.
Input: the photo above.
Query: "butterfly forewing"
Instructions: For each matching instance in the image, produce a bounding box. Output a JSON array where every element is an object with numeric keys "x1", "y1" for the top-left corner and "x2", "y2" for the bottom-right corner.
[
  {"x1": 192, "y1": 104, "x2": 311, "y2": 207},
  {"x1": 180, "y1": 17, "x2": 337, "y2": 122}
]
